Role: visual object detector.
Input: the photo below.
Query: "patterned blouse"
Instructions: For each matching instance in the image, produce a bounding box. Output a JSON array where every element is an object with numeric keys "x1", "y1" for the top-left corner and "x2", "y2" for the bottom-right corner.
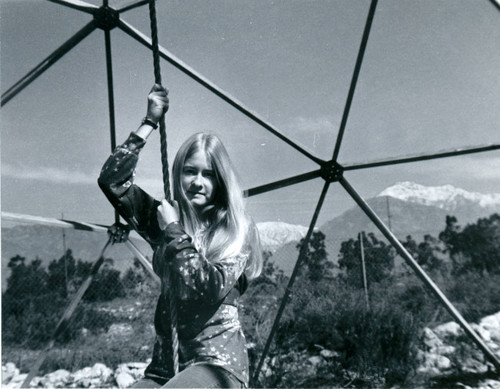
[{"x1": 98, "y1": 133, "x2": 252, "y2": 386}]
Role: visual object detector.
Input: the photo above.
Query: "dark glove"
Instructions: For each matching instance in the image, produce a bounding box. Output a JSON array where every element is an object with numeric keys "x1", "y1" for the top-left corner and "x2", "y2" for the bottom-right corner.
[{"x1": 108, "y1": 222, "x2": 131, "y2": 244}]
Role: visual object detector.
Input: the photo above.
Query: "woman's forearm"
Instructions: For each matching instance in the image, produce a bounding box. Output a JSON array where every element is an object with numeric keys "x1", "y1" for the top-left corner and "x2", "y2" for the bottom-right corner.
[{"x1": 133, "y1": 121, "x2": 157, "y2": 140}]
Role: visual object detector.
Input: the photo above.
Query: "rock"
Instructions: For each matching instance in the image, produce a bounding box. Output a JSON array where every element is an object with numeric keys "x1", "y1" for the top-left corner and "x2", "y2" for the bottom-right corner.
[
  {"x1": 417, "y1": 352, "x2": 452, "y2": 376},
  {"x1": 70, "y1": 366, "x2": 93, "y2": 383},
  {"x1": 416, "y1": 349, "x2": 426, "y2": 363},
  {"x1": 434, "y1": 345, "x2": 456, "y2": 355},
  {"x1": 480, "y1": 312, "x2": 500, "y2": 343},
  {"x1": 94, "y1": 363, "x2": 113, "y2": 381},
  {"x1": 417, "y1": 312, "x2": 500, "y2": 382},
  {"x1": 460, "y1": 357, "x2": 489, "y2": 375},
  {"x1": 39, "y1": 369, "x2": 71, "y2": 387},
  {"x1": 260, "y1": 360, "x2": 273, "y2": 378},
  {"x1": 115, "y1": 362, "x2": 147, "y2": 381},
  {"x1": 320, "y1": 349, "x2": 339, "y2": 359},
  {"x1": 307, "y1": 355, "x2": 323, "y2": 366},
  {"x1": 2, "y1": 362, "x2": 19, "y2": 384},
  {"x1": 4, "y1": 373, "x2": 27, "y2": 388},
  {"x1": 479, "y1": 379, "x2": 500, "y2": 388},
  {"x1": 115, "y1": 372, "x2": 136, "y2": 388},
  {"x1": 433, "y1": 321, "x2": 462, "y2": 339},
  {"x1": 69, "y1": 363, "x2": 114, "y2": 387},
  {"x1": 472, "y1": 324, "x2": 491, "y2": 342},
  {"x1": 422, "y1": 327, "x2": 444, "y2": 350},
  {"x1": 435, "y1": 355, "x2": 452, "y2": 370},
  {"x1": 416, "y1": 364, "x2": 440, "y2": 377}
]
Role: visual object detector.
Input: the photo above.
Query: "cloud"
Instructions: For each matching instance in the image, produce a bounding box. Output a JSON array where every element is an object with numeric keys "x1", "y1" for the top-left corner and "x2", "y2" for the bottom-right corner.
[
  {"x1": 287, "y1": 115, "x2": 337, "y2": 134},
  {"x1": 273, "y1": 115, "x2": 340, "y2": 156},
  {"x1": 458, "y1": 156, "x2": 500, "y2": 180},
  {"x1": 2, "y1": 164, "x2": 97, "y2": 185},
  {"x1": 2, "y1": 164, "x2": 167, "y2": 195}
]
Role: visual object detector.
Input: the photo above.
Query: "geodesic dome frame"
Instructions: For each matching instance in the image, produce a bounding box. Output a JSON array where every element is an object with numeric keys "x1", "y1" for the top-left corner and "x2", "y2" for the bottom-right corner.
[{"x1": 2, "y1": 0, "x2": 500, "y2": 385}]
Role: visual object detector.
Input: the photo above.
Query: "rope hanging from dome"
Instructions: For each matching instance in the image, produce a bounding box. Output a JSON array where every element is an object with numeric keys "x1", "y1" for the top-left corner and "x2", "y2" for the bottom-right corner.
[{"x1": 148, "y1": 0, "x2": 179, "y2": 376}]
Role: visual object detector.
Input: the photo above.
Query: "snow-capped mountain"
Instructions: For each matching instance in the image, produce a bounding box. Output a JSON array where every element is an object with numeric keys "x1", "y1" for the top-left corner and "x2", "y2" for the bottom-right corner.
[
  {"x1": 377, "y1": 181, "x2": 500, "y2": 212},
  {"x1": 256, "y1": 221, "x2": 309, "y2": 252}
]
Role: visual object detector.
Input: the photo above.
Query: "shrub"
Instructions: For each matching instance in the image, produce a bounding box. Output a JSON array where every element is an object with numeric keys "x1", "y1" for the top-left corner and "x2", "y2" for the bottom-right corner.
[{"x1": 445, "y1": 270, "x2": 500, "y2": 323}]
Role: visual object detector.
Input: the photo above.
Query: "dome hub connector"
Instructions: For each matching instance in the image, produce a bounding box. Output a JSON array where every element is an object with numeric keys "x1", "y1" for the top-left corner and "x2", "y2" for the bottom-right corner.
[
  {"x1": 94, "y1": 6, "x2": 119, "y2": 31},
  {"x1": 320, "y1": 160, "x2": 344, "y2": 182}
]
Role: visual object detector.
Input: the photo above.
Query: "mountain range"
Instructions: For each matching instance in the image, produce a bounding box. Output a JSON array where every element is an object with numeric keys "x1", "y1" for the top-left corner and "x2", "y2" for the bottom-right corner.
[
  {"x1": 263, "y1": 181, "x2": 500, "y2": 275},
  {"x1": 2, "y1": 182, "x2": 500, "y2": 286}
]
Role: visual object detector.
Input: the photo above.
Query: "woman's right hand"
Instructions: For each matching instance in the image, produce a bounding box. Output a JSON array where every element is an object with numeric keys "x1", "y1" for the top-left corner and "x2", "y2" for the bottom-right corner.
[
  {"x1": 157, "y1": 199, "x2": 179, "y2": 230},
  {"x1": 146, "y1": 84, "x2": 169, "y2": 123}
]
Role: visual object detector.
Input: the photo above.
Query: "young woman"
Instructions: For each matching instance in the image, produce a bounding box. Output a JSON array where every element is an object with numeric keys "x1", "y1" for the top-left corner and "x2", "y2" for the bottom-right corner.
[{"x1": 98, "y1": 84, "x2": 262, "y2": 388}]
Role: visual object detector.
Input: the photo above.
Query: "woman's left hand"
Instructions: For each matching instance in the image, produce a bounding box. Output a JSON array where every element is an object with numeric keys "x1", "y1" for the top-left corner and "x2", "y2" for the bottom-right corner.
[
  {"x1": 147, "y1": 84, "x2": 169, "y2": 123},
  {"x1": 157, "y1": 199, "x2": 179, "y2": 230}
]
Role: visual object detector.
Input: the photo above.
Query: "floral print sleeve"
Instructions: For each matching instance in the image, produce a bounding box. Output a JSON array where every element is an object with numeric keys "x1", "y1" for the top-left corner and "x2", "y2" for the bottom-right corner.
[
  {"x1": 154, "y1": 222, "x2": 248, "y2": 304},
  {"x1": 98, "y1": 133, "x2": 162, "y2": 246}
]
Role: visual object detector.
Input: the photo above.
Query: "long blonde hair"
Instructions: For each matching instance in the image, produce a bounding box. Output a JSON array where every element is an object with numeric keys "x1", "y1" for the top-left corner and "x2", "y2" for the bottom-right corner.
[{"x1": 172, "y1": 133, "x2": 262, "y2": 279}]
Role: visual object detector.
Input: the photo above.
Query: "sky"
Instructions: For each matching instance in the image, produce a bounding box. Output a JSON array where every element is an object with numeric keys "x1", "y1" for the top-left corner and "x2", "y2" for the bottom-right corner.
[{"x1": 2, "y1": 0, "x2": 500, "y2": 229}]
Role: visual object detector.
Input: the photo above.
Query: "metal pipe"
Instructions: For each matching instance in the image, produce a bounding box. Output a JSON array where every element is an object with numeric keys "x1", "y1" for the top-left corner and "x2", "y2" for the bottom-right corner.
[
  {"x1": 1, "y1": 211, "x2": 108, "y2": 232},
  {"x1": 245, "y1": 169, "x2": 322, "y2": 197},
  {"x1": 344, "y1": 144, "x2": 500, "y2": 171},
  {"x1": 251, "y1": 181, "x2": 331, "y2": 385},
  {"x1": 45, "y1": 0, "x2": 98, "y2": 13},
  {"x1": 104, "y1": 28, "x2": 120, "y2": 224},
  {"x1": 339, "y1": 175, "x2": 500, "y2": 372},
  {"x1": 489, "y1": 0, "x2": 500, "y2": 12},
  {"x1": 117, "y1": 19, "x2": 323, "y2": 165},
  {"x1": 332, "y1": 0, "x2": 378, "y2": 161},
  {"x1": 125, "y1": 239, "x2": 159, "y2": 283},
  {"x1": 2, "y1": 21, "x2": 97, "y2": 106},
  {"x1": 359, "y1": 231, "x2": 369, "y2": 309},
  {"x1": 117, "y1": 0, "x2": 150, "y2": 13}
]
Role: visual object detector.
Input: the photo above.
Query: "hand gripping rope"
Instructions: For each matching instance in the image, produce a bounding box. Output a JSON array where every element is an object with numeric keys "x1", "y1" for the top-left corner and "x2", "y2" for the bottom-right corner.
[{"x1": 148, "y1": 0, "x2": 180, "y2": 376}]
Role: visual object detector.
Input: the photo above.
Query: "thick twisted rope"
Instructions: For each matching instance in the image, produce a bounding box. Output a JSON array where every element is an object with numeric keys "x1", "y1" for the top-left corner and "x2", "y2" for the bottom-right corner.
[
  {"x1": 149, "y1": 0, "x2": 170, "y2": 200},
  {"x1": 149, "y1": 0, "x2": 179, "y2": 376}
]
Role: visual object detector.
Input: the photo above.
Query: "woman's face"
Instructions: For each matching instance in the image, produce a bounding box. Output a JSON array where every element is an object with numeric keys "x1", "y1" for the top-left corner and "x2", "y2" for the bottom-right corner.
[{"x1": 181, "y1": 150, "x2": 218, "y2": 210}]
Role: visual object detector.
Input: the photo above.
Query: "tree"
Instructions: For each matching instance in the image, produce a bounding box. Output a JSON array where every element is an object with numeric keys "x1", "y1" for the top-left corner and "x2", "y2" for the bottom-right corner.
[
  {"x1": 6, "y1": 255, "x2": 48, "y2": 299},
  {"x1": 402, "y1": 234, "x2": 445, "y2": 273},
  {"x1": 47, "y1": 249, "x2": 77, "y2": 297},
  {"x1": 338, "y1": 232, "x2": 395, "y2": 287},
  {"x1": 84, "y1": 258, "x2": 125, "y2": 302},
  {"x1": 3, "y1": 255, "x2": 64, "y2": 347},
  {"x1": 440, "y1": 214, "x2": 500, "y2": 274},
  {"x1": 296, "y1": 231, "x2": 333, "y2": 281},
  {"x1": 123, "y1": 258, "x2": 147, "y2": 290},
  {"x1": 251, "y1": 250, "x2": 287, "y2": 286}
]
